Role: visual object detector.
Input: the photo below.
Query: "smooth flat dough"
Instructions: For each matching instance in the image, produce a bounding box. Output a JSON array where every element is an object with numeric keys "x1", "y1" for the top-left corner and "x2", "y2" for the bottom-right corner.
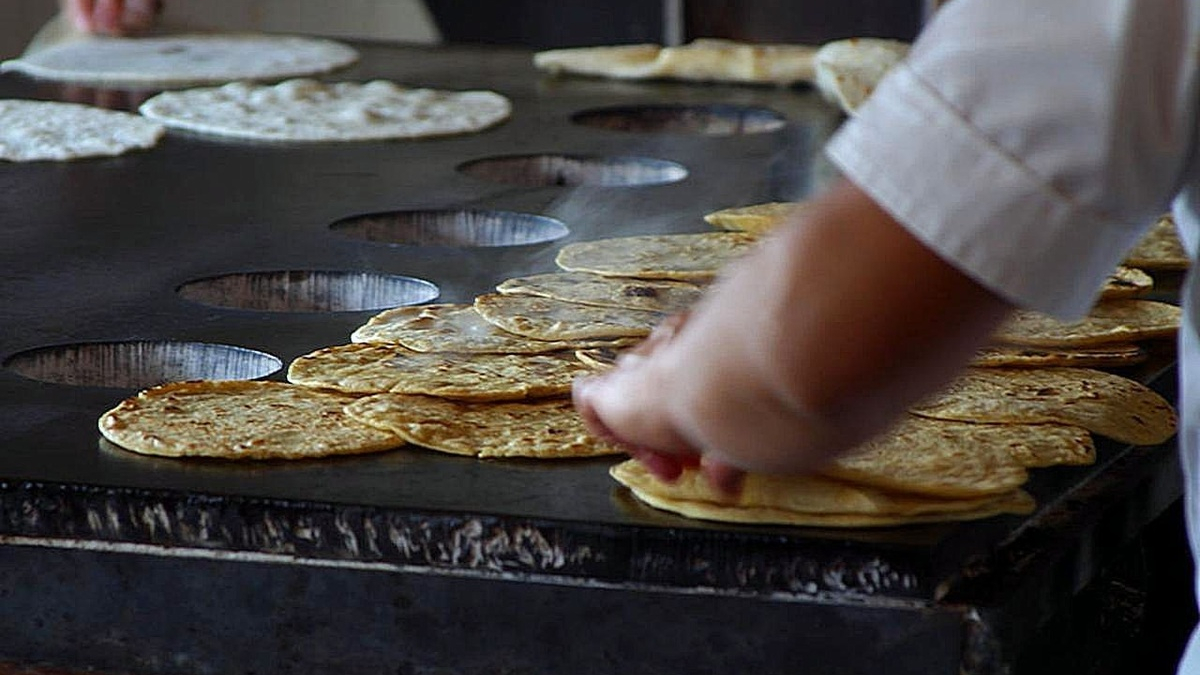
[{"x1": 3, "y1": 33, "x2": 359, "y2": 86}]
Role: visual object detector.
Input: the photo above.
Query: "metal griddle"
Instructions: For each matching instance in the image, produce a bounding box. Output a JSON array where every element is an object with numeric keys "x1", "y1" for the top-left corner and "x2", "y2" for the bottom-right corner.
[{"x1": 0, "y1": 42, "x2": 1183, "y2": 675}]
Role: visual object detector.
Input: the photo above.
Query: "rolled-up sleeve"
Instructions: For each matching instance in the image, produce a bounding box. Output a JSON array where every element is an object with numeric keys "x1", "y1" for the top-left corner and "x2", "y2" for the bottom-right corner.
[{"x1": 826, "y1": 0, "x2": 1200, "y2": 317}]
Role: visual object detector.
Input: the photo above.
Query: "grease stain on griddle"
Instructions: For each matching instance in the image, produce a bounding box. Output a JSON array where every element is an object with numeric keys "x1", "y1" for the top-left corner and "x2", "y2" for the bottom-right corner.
[
  {"x1": 331, "y1": 209, "x2": 569, "y2": 247},
  {"x1": 571, "y1": 104, "x2": 788, "y2": 136},
  {"x1": 3, "y1": 341, "x2": 282, "y2": 389},
  {"x1": 176, "y1": 270, "x2": 438, "y2": 313},
  {"x1": 457, "y1": 153, "x2": 688, "y2": 187}
]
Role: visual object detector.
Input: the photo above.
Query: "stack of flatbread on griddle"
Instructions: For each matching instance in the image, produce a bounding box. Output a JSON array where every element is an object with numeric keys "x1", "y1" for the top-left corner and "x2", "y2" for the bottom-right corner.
[
  {"x1": 594, "y1": 217, "x2": 1180, "y2": 527},
  {"x1": 611, "y1": 363, "x2": 1176, "y2": 528},
  {"x1": 98, "y1": 224, "x2": 1180, "y2": 532},
  {"x1": 298, "y1": 235, "x2": 756, "y2": 458}
]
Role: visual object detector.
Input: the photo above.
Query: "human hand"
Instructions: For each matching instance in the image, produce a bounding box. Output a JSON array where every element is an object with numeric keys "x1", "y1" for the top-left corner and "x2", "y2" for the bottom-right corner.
[
  {"x1": 574, "y1": 180, "x2": 1013, "y2": 501},
  {"x1": 574, "y1": 312, "x2": 748, "y2": 497},
  {"x1": 63, "y1": 0, "x2": 163, "y2": 36},
  {"x1": 60, "y1": 83, "x2": 153, "y2": 111}
]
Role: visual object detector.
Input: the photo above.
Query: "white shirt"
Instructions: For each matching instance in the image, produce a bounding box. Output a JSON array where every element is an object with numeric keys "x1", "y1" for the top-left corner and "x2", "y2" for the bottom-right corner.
[{"x1": 825, "y1": 0, "x2": 1200, "y2": 671}]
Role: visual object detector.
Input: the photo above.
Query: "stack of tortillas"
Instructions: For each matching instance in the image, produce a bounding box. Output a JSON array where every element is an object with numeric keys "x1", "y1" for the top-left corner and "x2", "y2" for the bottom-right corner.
[
  {"x1": 284, "y1": 233, "x2": 754, "y2": 458},
  {"x1": 98, "y1": 224, "x2": 1179, "y2": 531},
  {"x1": 613, "y1": 363, "x2": 1176, "y2": 527},
  {"x1": 577, "y1": 223, "x2": 1179, "y2": 527},
  {"x1": 611, "y1": 363, "x2": 1177, "y2": 528},
  {"x1": 98, "y1": 231, "x2": 747, "y2": 461}
]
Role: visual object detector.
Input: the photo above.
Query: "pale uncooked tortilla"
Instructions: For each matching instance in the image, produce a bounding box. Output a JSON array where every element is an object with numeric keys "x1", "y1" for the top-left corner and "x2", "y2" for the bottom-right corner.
[
  {"x1": 2, "y1": 33, "x2": 359, "y2": 87},
  {"x1": 0, "y1": 99, "x2": 164, "y2": 162},
  {"x1": 139, "y1": 79, "x2": 513, "y2": 142}
]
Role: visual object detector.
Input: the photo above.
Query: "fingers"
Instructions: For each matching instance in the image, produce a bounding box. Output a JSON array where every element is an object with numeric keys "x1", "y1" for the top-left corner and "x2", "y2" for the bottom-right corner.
[
  {"x1": 92, "y1": 0, "x2": 124, "y2": 34},
  {"x1": 64, "y1": 0, "x2": 97, "y2": 32},
  {"x1": 700, "y1": 457, "x2": 745, "y2": 497},
  {"x1": 627, "y1": 310, "x2": 689, "y2": 358},
  {"x1": 574, "y1": 309, "x2": 746, "y2": 492},
  {"x1": 122, "y1": 0, "x2": 163, "y2": 32},
  {"x1": 65, "y1": 0, "x2": 161, "y2": 35},
  {"x1": 573, "y1": 364, "x2": 695, "y2": 458}
]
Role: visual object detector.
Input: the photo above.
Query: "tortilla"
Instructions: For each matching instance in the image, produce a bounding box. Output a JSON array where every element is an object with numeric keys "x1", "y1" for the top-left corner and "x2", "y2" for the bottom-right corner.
[
  {"x1": 971, "y1": 343, "x2": 1148, "y2": 369},
  {"x1": 814, "y1": 38, "x2": 910, "y2": 115},
  {"x1": 3, "y1": 33, "x2": 358, "y2": 86},
  {"x1": 345, "y1": 394, "x2": 621, "y2": 458},
  {"x1": 994, "y1": 300, "x2": 1181, "y2": 347},
  {"x1": 0, "y1": 99, "x2": 163, "y2": 162},
  {"x1": 139, "y1": 79, "x2": 512, "y2": 142},
  {"x1": 555, "y1": 232, "x2": 757, "y2": 281},
  {"x1": 287, "y1": 342, "x2": 590, "y2": 401},
  {"x1": 911, "y1": 367, "x2": 1178, "y2": 446},
  {"x1": 496, "y1": 272, "x2": 704, "y2": 313},
  {"x1": 1124, "y1": 214, "x2": 1189, "y2": 270},
  {"x1": 97, "y1": 380, "x2": 402, "y2": 460},
  {"x1": 703, "y1": 201, "x2": 801, "y2": 235},
  {"x1": 610, "y1": 460, "x2": 1035, "y2": 528},
  {"x1": 575, "y1": 347, "x2": 622, "y2": 371},
  {"x1": 821, "y1": 415, "x2": 1090, "y2": 500},
  {"x1": 533, "y1": 39, "x2": 818, "y2": 85},
  {"x1": 474, "y1": 293, "x2": 666, "y2": 341},
  {"x1": 1100, "y1": 266, "x2": 1153, "y2": 299},
  {"x1": 351, "y1": 303, "x2": 637, "y2": 353}
]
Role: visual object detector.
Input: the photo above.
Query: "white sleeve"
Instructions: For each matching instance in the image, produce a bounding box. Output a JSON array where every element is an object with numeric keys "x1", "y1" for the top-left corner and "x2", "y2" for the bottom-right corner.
[{"x1": 826, "y1": 0, "x2": 1200, "y2": 317}]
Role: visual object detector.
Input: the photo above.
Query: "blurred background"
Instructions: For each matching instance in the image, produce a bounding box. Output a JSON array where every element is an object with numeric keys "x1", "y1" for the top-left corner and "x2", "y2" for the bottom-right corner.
[{"x1": 0, "y1": 0, "x2": 934, "y2": 59}]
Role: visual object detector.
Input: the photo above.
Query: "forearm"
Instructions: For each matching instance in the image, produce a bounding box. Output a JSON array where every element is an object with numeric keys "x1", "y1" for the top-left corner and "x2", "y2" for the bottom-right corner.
[{"x1": 752, "y1": 180, "x2": 1014, "y2": 461}]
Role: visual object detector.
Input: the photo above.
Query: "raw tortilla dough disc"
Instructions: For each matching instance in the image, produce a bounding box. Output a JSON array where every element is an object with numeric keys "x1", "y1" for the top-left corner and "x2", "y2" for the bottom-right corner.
[
  {"x1": 1, "y1": 33, "x2": 359, "y2": 87},
  {"x1": 0, "y1": 99, "x2": 164, "y2": 162},
  {"x1": 138, "y1": 78, "x2": 513, "y2": 142}
]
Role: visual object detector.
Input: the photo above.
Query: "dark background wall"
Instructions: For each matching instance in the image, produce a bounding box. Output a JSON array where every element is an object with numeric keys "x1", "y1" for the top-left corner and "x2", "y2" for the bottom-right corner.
[
  {"x1": 425, "y1": 0, "x2": 927, "y2": 49},
  {"x1": 425, "y1": 0, "x2": 665, "y2": 49},
  {"x1": 685, "y1": 0, "x2": 926, "y2": 43}
]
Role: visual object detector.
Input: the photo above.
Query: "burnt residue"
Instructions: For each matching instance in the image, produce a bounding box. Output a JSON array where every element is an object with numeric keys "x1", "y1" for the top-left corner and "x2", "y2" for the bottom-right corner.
[
  {"x1": 0, "y1": 480, "x2": 935, "y2": 601},
  {"x1": 0, "y1": 482, "x2": 612, "y2": 578},
  {"x1": 626, "y1": 528, "x2": 926, "y2": 600}
]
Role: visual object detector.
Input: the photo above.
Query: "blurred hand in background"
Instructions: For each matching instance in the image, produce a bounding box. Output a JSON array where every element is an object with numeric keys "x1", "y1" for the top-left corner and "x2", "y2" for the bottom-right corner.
[{"x1": 61, "y1": 0, "x2": 163, "y2": 36}]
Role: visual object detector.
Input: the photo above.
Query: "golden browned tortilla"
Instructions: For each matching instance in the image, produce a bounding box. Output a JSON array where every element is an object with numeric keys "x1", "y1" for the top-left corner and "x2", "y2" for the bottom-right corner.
[
  {"x1": 287, "y1": 342, "x2": 591, "y2": 401},
  {"x1": 98, "y1": 380, "x2": 403, "y2": 460},
  {"x1": 345, "y1": 394, "x2": 621, "y2": 458}
]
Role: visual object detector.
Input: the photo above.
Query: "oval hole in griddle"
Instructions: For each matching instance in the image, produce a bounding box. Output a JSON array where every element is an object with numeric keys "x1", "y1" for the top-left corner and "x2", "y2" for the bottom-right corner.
[
  {"x1": 176, "y1": 270, "x2": 439, "y2": 313},
  {"x1": 3, "y1": 341, "x2": 282, "y2": 389},
  {"x1": 331, "y1": 209, "x2": 568, "y2": 247},
  {"x1": 570, "y1": 104, "x2": 787, "y2": 135},
  {"x1": 457, "y1": 154, "x2": 688, "y2": 187}
]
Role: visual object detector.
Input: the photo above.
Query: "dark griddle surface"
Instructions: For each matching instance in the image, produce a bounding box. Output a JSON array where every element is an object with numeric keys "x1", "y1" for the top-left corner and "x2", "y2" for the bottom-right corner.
[
  {"x1": 0, "y1": 42, "x2": 1183, "y2": 674},
  {"x1": 0, "y1": 42, "x2": 840, "y2": 520}
]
